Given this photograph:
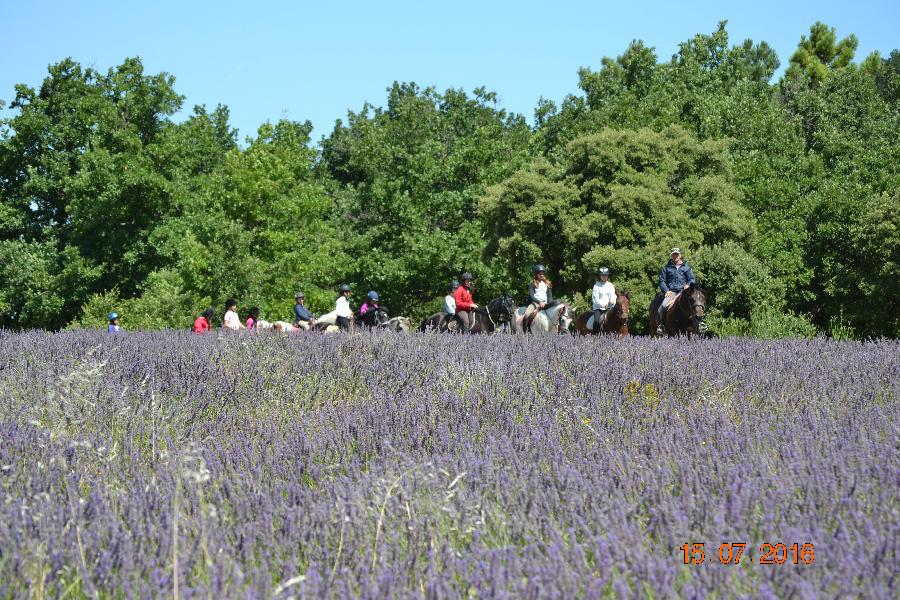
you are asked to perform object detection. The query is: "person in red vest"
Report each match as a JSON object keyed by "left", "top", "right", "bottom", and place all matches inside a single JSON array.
[
  {"left": 453, "top": 272, "right": 478, "bottom": 333},
  {"left": 193, "top": 308, "right": 215, "bottom": 334}
]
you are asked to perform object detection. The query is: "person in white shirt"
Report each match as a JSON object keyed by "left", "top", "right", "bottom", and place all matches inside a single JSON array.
[
  {"left": 591, "top": 267, "right": 616, "bottom": 333},
  {"left": 444, "top": 280, "right": 459, "bottom": 315},
  {"left": 443, "top": 279, "right": 460, "bottom": 331},
  {"left": 335, "top": 284, "right": 353, "bottom": 331},
  {"left": 222, "top": 298, "right": 244, "bottom": 331},
  {"left": 524, "top": 264, "right": 553, "bottom": 333}
]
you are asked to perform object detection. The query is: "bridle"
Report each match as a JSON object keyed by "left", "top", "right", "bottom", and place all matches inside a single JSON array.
[
  {"left": 556, "top": 304, "right": 571, "bottom": 334},
  {"left": 677, "top": 288, "right": 705, "bottom": 331},
  {"left": 483, "top": 296, "right": 514, "bottom": 330}
]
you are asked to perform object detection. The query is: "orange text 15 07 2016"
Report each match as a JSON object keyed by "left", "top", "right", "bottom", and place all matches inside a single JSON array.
[{"left": 679, "top": 543, "right": 815, "bottom": 565}]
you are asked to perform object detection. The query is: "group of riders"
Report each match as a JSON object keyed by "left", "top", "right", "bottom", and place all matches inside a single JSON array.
[
  {"left": 105, "top": 248, "right": 705, "bottom": 336},
  {"left": 434, "top": 247, "right": 702, "bottom": 336}
]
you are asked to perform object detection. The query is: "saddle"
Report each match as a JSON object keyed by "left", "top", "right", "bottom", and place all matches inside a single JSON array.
[
  {"left": 587, "top": 311, "right": 608, "bottom": 332},
  {"left": 523, "top": 301, "right": 560, "bottom": 332}
]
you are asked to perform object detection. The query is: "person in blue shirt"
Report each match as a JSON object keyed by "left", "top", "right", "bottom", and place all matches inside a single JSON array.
[
  {"left": 656, "top": 248, "right": 696, "bottom": 334},
  {"left": 293, "top": 292, "right": 315, "bottom": 330},
  {"left": 108, "top": 312, "right": 121, "bottom": 333}
]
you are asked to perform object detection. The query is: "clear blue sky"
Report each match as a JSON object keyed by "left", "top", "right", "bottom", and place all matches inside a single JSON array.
[{"left": 2, "top": 1, "right": 897, "bottom": 142}]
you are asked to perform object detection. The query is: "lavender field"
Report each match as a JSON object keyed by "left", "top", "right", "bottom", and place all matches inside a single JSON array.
[{"left": 0, "top": 330, "right": 897, "bottom": 599}]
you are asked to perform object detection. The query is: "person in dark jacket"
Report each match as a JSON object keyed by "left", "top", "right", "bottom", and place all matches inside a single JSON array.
[
  {"left": 656, "top": 248, "right": 696, "bottom": 334},
  {"left": 524, "top": 264, "right": 553, "bottom": 333},
  {"left": 293, "top": 292, "right": 314, "bottom": 330}
]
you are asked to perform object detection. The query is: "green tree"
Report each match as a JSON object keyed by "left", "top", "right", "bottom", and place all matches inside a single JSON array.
[
  {"left": 785, "top": 22, "right": 858, "bottom": 87},
  {"left": 321, "top": 83, "right": 532, "bottom": 318},
  {"left": 481, "top": 126, "right": 756, "bottom": 331}
]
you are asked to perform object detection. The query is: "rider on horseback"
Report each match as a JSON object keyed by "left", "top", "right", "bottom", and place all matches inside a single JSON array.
[
  {"left": 591, "top": 267, "right": 616, "bottom": 333},
  {"left": 444, "top": 280, "right": 459, "bottom": 329},
  {"left": 335, "top": 284, "right": 353, "bottom": 331},
  {"left": 293, "top": 292, "right": 314, "bottom": 330},
  {"left": 454, "top": 273, "right": 478, "bottom": 333},
  {"left": 656, "top": 248, "right": 696, "bottom": 335},
  {"left": 524, "top": 264, "right": 553, "bottom": 333},
  {"left": 359, "top": 291, "right": 380, "bottom": 316}
]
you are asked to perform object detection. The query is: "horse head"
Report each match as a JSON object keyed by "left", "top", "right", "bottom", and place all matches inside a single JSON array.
[
  {"left": 382, "top": 316, "right": 410, "bottom": 333},
  {"left": 685, "top": 283, "right": 706, "bottom": 333},
  {"left": 615, "top": 290, "right": 631, "bottom": 322},
  {"left": 557, "top": 304, "right": 574, "bottom": 333},
  {"left": 486, "top": 294, "right": 519, "bottom": 333}
]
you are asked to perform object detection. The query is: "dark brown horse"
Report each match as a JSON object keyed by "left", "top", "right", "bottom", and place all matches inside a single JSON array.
[
  {"left": 575, "top": 291, "right": 630, "bottom": 336},
  {"left": 649, "top": 283, "right": 708, "bottom": 338},
  {"left": 418, "top": 295, "right": 518, "bottom": 334}
]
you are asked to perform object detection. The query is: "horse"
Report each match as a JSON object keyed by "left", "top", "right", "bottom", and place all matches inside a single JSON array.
[
  {"left": 513, "top": 302, "right": 574, "bottom": 334},
  {"left": 649, "top": 283, "right": 708, "bottom": 338},
  {"left": 314, "top": 306, "right": 391, "bottom": 333},
  {"left": 419, "top": 295, "right": 518, "bottom": 334},
  {"left": 418, "top": 312, "right": 451, "bottom": 332},
  {"left": 357, "top": 306, "right": 390, "bottom": 329},
  {"left": 381, "top": 316, "right": 411, "bottom": 333},
  {"left": 575, "top": 291, "right": 631, "bottom": 336}
]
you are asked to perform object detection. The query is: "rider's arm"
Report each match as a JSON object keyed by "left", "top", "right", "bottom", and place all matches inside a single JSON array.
[
  {"left": 659, "top": 267, "right": 669, "bottom": 293},
  {"left": 528, "top": 281, "right": 539, "bottom": 305}
]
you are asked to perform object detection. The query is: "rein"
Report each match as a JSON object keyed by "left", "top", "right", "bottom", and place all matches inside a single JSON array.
[{"left": 481, "top": 296, "right": 512, "bottom": 330}]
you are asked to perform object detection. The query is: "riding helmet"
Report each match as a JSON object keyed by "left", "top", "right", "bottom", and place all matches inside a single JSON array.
[
  {"left": 597, "top": 267, "right": 610, "bottom": 276},
  {"left": 450, "top": 279, "right": 460, "bottom": 290},
  {"left": 108, "top": 312, "right": 119, "bottom": 321},
  {"left": 295, "top": 291, "right": 305, "bottom": 299},
  {"left": 461, "top": 272, "right": 473, "bottom": 281},
  {"left": 367, "top": 291, "right": 380, "bottom": 302},
  {"left": 339, "top": 284, "right": 351, "bottom": 293},
  {"left": 533, "top": 264, "right": 546, "bottom": 275}
]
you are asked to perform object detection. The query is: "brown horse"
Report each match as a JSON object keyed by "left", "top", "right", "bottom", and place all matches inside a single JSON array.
[
  {"left": 575, "top": 291, "right": 630, "bottom": 336},
  {"left": 649, "top": 283, "right": 708, "bottom": 338}
]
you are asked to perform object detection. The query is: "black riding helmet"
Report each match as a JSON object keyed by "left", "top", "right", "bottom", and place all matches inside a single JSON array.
[
  {"left": 597, "top": 267, "right": 610, "bottom": 276},
  {"left": 533, "top": 264, "right": 546, "bottom": 275},
  {"left": 339, "top": 284, "right": 351, "bottom": 293},
  {"left": 449, "top": 279, "right": 460, "bottom": 291},
  {"left": 460, "top": 272, "right": 473, "bottom": 282}
]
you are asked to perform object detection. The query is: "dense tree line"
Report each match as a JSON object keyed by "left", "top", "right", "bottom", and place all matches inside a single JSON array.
[{"left": 1, "top": 22, "right": 897, "bottom": 337}]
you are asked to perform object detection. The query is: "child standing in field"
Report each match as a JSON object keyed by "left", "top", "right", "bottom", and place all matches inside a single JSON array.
[
  {"left": 193, "top": 308, "right": 215, "bottom": 334},
  {"left": 246, "top": 306, "right": 260, "bottom": 330},
  {"left": 223, "top": 299, "right": 244, "bottom": 331},
  {"left": 108, "top": 312, "right": 121, "bottom": 333}
]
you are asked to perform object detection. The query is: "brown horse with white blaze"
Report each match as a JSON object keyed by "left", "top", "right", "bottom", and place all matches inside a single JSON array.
[
  {"left": 649, "top": 283, "right": 708, "bottom": 338},
  {"left": 575, "top": 291, "right": 630, "bottom": 336}
]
